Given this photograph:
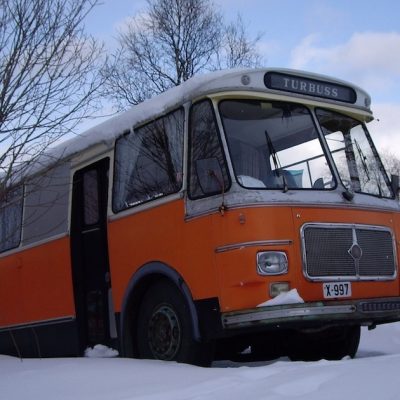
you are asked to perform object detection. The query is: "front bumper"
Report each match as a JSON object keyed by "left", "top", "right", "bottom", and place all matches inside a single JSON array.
[{"left": 222, "top": 297, "right": 400, "bottom": 330}]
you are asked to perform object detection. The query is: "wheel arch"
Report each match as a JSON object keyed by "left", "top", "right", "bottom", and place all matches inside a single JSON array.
[{"left": 120, "top": 261, "right": 201, "bottom": 357}]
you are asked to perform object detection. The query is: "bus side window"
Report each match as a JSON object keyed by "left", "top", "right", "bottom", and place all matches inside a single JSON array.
[
  {"left": 0, "top": 186, "right": 23, "bottom": 252},
  {"left": 22, "top": 163, "right": 70, "bottom": 245},
  {"left": 113, "top": 108, "right": 184, "bottom": 212},
  {"left": 189, "top": 100, "right": 230, "bottom": 199}
]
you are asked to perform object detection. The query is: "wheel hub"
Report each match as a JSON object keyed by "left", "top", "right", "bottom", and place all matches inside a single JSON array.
[{"left": 148, "top": 304, "right": 181, "bottom": 360}]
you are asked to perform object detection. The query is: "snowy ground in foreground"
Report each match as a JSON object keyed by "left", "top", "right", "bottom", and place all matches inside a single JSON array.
[{"left": 2, "top": 322, "right": 400, "bottom": 400}]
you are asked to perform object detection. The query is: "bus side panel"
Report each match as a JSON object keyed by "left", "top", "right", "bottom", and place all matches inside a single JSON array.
[
  {"left": 0, "top": 255, "right": 23, "bottom": 327},
  {"left": 0, "top": 236, "right": 78, "bottom": 357},
  {"left": 0, "top": 236, "right": 75, "bottom": 327},
  {"left": 108, "top": 199, "right": 219, "bottom": 312}
]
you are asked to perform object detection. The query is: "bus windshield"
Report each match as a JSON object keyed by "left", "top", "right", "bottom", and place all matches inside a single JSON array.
[
  {"left": 220, "top": 100, "right": 335, "bottom": 190},
  {"left": 316, "top": 109, "right": 393, "bottom": 198}
]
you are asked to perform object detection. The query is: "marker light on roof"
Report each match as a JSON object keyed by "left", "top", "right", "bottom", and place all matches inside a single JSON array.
[{"left": 241, "top": 75, "right": 250, "bottom": 85}]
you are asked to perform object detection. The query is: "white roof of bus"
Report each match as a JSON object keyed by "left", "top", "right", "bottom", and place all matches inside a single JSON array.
[
  {"left": 32, "top": 67, "right": 372, "bottom": 176},
  {"left": 37, "top": 68, "right": 240, "bottom": 173}
]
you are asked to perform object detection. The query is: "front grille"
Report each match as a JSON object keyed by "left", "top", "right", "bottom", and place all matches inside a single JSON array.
[{"left": 302, "top": 224, "right": 396, "bottom": 280}]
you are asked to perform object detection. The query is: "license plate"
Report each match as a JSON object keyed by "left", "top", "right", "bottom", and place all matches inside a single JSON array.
[{"left": 323, "top": 282, "right": 352, "bottom": 299}]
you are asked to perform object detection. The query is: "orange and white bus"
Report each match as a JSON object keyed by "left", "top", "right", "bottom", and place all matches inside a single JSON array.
[{"left": 1, "top": 68, "right": 400, "bottom": 365}]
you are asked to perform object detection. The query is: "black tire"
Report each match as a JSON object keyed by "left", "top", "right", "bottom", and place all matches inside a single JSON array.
[
  {"left": 289, "top": 325, "right": 361, "bottom": 361},
  {"left": 323, "top": 325, "right": 361, "bottom": 360},
  {"left": 136, "top": 280, "right": 214, "bottom": 366}
]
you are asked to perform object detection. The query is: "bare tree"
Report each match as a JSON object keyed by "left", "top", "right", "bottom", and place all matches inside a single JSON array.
[
  {"left": 103, "top": 0, "right": 263, "bottom": 110},
  {"left": 0, "top": 0, "right": 105, "bottom": 194},
  {"left": 380, "top": 149, "right": 400, "bottom": 177},
  {"left": 217, "top": 14, "right": 263, "bottom": 70}
]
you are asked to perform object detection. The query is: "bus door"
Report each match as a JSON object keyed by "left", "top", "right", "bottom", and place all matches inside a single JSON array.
[{"left": 70, "top": 158, "right": 114, "bottom": 352}]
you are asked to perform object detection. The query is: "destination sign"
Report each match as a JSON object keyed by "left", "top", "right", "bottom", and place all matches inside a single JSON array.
[{"left": 264, "top": 72, "right": 357, "bottom": 103}]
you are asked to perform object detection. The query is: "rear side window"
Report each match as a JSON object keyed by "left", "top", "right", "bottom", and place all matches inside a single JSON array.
[
  {"left": 0, "top": 186, "right": 23, "bottom": 252},
  {"left": 22, "top": 163, "right": 70, "bottom": 245},
  {"left": 113, "top": 108, "right": 184, "bottom": 212}
]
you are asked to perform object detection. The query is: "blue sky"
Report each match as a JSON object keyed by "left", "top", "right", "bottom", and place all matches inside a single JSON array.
[{"left": 86, "top": 0, "right": 400, "bottom": 151}]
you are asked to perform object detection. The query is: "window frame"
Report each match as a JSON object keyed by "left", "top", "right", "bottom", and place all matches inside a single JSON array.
[
  {"left": 187, "top": 98, "right": 232, "bottom": 200},
  {"left": 316, "top": 107, "right": 394, "bottom": 199},
  {"left": 112, "top": 107, "right": 185, "bottom": 213}
]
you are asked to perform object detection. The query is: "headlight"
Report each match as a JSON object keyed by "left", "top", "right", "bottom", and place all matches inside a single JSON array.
[{"left": 257, "top": 251, "right": 288, "bottom": 275}]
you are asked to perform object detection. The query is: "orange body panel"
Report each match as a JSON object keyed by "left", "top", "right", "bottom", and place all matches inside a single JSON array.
[
  {"left": 213, "top": 205, "right": 400, "bottom": 312},
  {"left": 108, "top": 199, "right": 400, "bottom": 315},
  {"left": 0, "top": 236, "right": 75, "bottom": 327},
  {"left": 1, "top": 199, "right": 399, "bottom": 329},
  {"left": 108, "top": 199, "right": 219, "bottom": 312},
  {"left": 213, "top": 206, "right": 296, "bottom": 311},
  {"left": 292, "top": 206, "right": 399, "bottom": 303}
]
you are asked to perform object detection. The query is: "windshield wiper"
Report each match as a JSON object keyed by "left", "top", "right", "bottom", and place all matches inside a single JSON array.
[
  {"left": 354, "top": 139, "right": 383, "bottom": 197},
  {"left": 265, "top": 130, "right": 288, "bottom": 192},
  {"left": 354, "top": 139, "right": 370, "bottom": 182}
]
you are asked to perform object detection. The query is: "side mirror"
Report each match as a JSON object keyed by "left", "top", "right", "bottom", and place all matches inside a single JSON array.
[
  {"left": 195, "top": 157, "right": 224, "bottom": 195},
  {"left": 391, "top": 174, "right": 400, "bottom": 199}
]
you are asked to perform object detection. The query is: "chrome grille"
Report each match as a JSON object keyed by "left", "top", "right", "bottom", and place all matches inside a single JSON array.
[{"left": 302, "top": 224, "right": 396, "bottom": 280}]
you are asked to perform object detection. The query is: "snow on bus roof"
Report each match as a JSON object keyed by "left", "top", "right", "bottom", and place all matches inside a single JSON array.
[
  {"left": 24, "top": 67, "right": 371, "bottom": 178},
  {"left": 33, "top": 68, "right": 246, "bottom": 174}
]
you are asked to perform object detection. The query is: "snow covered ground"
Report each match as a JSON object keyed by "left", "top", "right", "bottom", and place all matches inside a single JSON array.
[{"left": 2, "top": 322, "right": 400, "bottom": 400}]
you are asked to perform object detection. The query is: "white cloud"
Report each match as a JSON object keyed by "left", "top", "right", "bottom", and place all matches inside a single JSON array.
[
  {"left": 368, "top": 103, "right": 400, "bottom": 153},
  {"left": 256, "top": 39, "right": 280, "bottom": 63},
  {"left": 290, "top": 32, "right": 400, "bottom": 159},
  {"left": 290, "top": 32, "right": 400, "bottom": 94}
]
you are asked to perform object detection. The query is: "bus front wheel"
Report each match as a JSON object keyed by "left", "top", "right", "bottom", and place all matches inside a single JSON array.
[{"left": 136, "top": 280, "right": 214, "bottom": 366}]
